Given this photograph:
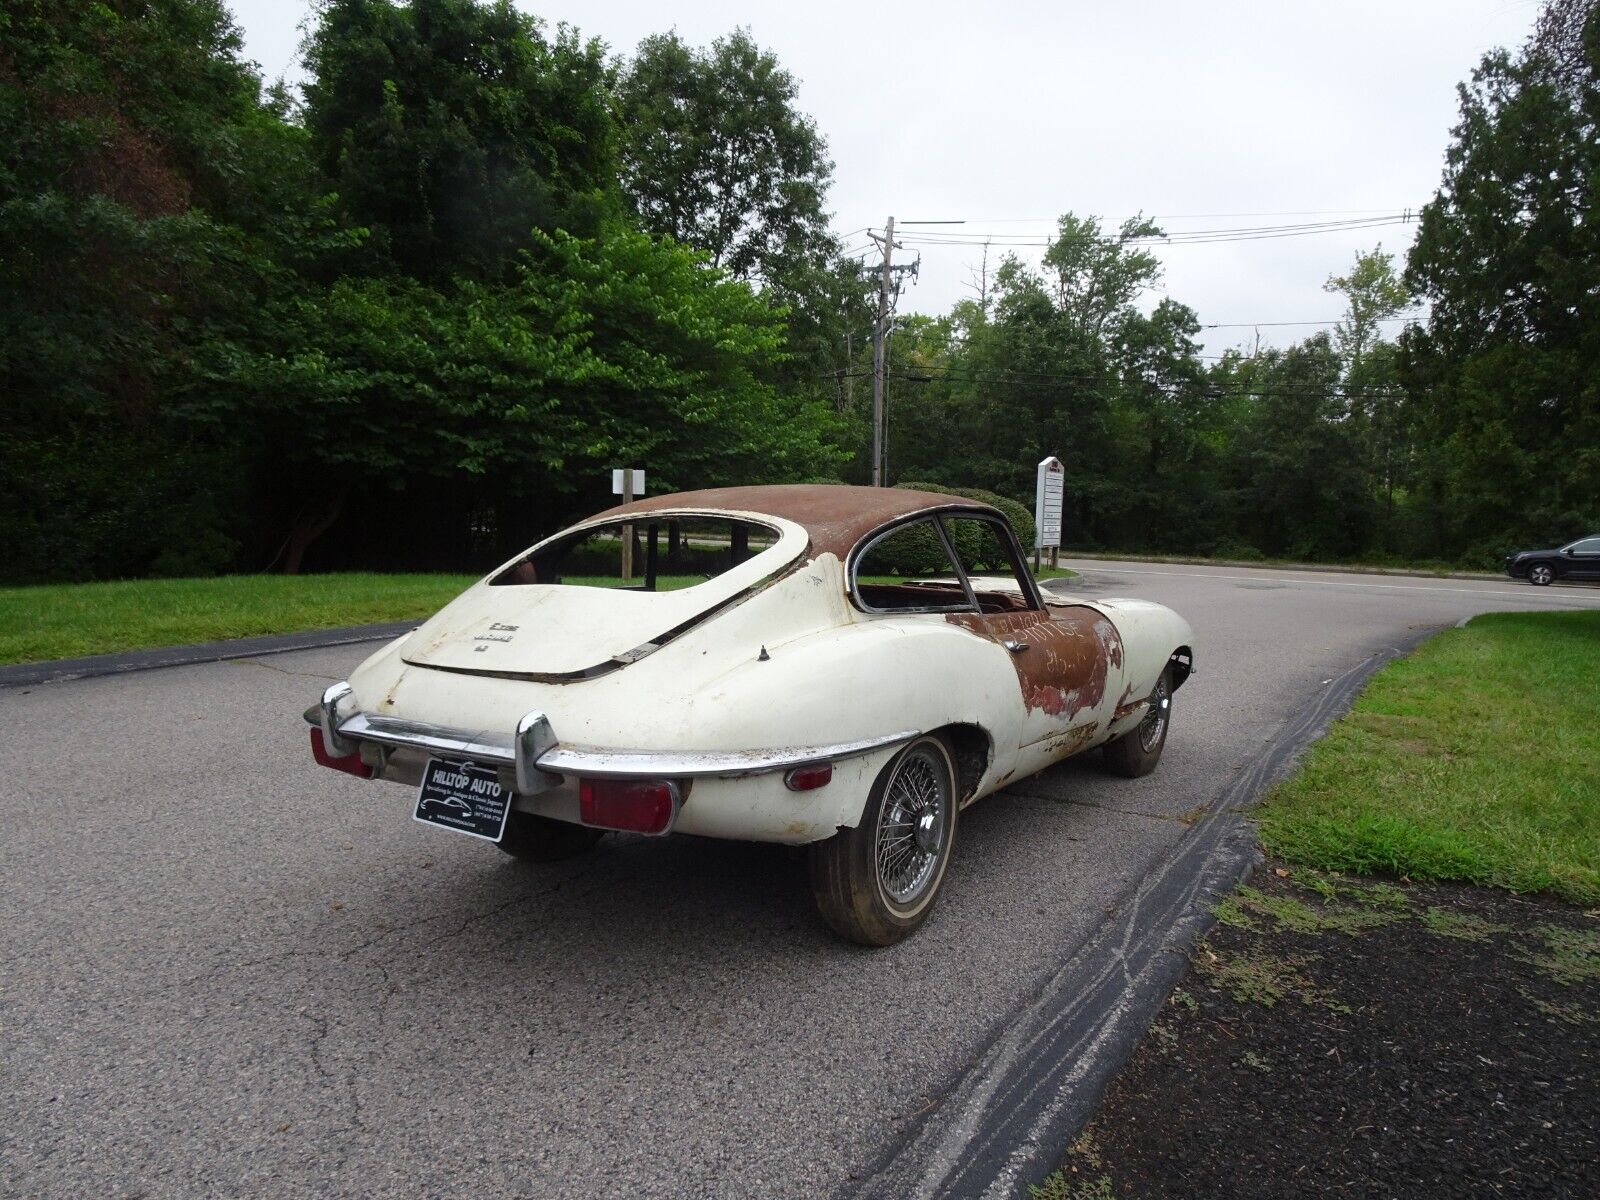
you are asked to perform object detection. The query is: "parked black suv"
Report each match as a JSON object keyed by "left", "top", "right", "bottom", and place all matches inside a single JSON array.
[{"left": 1506, "top": 536, "right": 1600, "bottom": 585}]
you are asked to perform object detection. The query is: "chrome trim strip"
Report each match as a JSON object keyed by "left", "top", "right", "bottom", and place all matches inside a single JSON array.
[
  {"left": 319, "top": 682, "right": 357, "bottom": 757},
  {"left": 305, "top": 693, "right": 916, "bottom": 781},
  {"left": 340, "top": 713, "right": 516, "bottom": 764},
  {"left": 535, "top": 730, "right": 918, "bottom": 779},
  {"left": 515, "top": 711, "right": 558, "bottom": 795}
]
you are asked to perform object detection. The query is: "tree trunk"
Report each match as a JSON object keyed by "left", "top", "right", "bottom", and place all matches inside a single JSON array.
[{"left": 282, "top": 492, "right": 346, "bottom": 575}]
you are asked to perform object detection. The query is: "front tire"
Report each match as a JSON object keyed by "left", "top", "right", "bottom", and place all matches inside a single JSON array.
[
  {"left": 1528, "top": 563, "right": 1555, "bottom": 586},
  {"left": 497, "top": 811, "right": 605, "bottom": 863},
  {"left": 809, "top": 735, "right": 958, "bottom": 946},
  {"left": 1104, "top": 667, "right": 1173, "bottom": 778}
]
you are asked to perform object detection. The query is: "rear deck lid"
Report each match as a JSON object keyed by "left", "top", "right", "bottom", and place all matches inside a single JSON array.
[{"left": 399, "top": 511, "right": 806, "bottom": 678}]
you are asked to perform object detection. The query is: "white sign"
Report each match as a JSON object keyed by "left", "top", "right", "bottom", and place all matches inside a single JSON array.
[
  {"left": 1035, "top": 456, "right": 1064, "bottom": 549},
  {"left": 611, "top": 469, "right": 645, "bottom": 496}
]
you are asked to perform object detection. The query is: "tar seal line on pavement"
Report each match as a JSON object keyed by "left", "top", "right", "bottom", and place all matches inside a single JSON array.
[
  {"left": 0, "top": 621, "right": 416, "bottom": 689},
  {"left": 849, "top": 628, "right": 1439, "bottom": 1200}
]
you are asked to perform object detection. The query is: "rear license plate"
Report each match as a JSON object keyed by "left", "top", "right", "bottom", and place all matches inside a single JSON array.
[{"left": 414, "top": 757, "right": 512, "bottom": 842}]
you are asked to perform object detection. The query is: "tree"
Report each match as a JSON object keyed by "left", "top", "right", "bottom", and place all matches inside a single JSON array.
[
  {"left": 1402, "top": 2, "right": 1599, "bottom": 560},
  {"left": 231, "top": 229, "right": 846, "bottom": 570},
  {"left": 1040, "top": 214, "right": 1163, "bottom": 340},
  {"left": 1323, "top": 248, "right": 1411, "bottom": 551},
  {"left": 1324, "top": 247, "right": 1409, "bottom": 377},
  {"left": 0, "top": 0, "right": 320, "bottom": 581},
  {"left": 1215, "top": 337, "right": 1374, "bottom": 559},
  {"left": 614, "top": 28, "right": 835, "bottom": 288},
  {"left": 302, "top": 0, "right": 616, "bottom": 282}
]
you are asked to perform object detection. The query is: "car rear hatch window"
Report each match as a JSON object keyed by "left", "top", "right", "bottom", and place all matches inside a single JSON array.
[{"left": 399, "top": 514, "right": 803, "bottom": 678}]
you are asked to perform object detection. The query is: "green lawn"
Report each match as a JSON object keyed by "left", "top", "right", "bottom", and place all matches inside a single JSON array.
[
  {"left": 0, "top": 565, "right": 1078, "bottom": 667},
  {"left": 0, "top": 574, "right": 478, "bottom": 665},
  {"left": 1259, "top": 611, "right": 1600, "bottom": 905}
]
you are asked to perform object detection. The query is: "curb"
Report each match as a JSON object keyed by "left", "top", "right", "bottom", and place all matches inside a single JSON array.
[
  {"left": 0, "top": 621, "right": 416, "bottom": 690},
  {"left": 1062, "top": 553, "right": 1502, "bottom": 582},
  {"left": 847, "top": 626, "right": 1438, "bottom": 1199}
]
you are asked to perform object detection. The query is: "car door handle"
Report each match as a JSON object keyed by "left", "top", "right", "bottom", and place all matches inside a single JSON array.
[{"left": 1002, "top": 639, "right": 1029, "bottom": 653}]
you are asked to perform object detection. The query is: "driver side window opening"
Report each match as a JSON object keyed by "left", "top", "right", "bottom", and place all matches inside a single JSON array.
[
  {"left": 851, "top": 513, "right": 1039, "bottom": 614},
  {"left": 940, "top": 515, "right": 1039, "bottom": 614}
]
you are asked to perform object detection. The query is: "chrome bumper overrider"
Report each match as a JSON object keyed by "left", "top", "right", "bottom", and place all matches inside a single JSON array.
[{"left": 309, "top": 681, "right": 917, "bottom": 790}]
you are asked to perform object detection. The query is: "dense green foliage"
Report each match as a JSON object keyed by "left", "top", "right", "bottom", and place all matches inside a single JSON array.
[
  {"left": 1, "top": 0, "right": 1593, "bottom": 582},
  {"left": 868, "top": 3, "right": 1598, "bottom": 566},
  {"left": 1399, "top": 5, "right": 1600, "bottom": 562},
  {"left": 0, "top": 0, "right": 846, "bottom": 583}
]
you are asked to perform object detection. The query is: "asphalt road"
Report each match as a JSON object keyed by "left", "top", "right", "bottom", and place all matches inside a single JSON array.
[{"left": 3, "top": 565, "right": 1597, "bottom": 1199}]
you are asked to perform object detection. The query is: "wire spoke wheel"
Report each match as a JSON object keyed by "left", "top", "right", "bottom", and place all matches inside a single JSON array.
[
  {"left": 809, "top": 734, "right": 959, "bottom": 945},
  {"left": 873, "top": 744, "right": 951, "bottom": 907},
  {"left": 1104, "top": 665, "right": 1176, "bottom": 778},
  {"left": 1138, "top": 673, "right": 1171, "bottom": 753}
]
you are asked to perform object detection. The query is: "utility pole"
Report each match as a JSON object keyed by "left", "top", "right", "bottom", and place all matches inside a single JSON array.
[
  {"left": 869, "top": 216, "right": 896, "bottom": 487},
  {"left": 865, "top": 217, "right": 939, "bottom": 484}
]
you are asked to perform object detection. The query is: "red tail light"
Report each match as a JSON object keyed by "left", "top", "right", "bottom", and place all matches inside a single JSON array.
[
  {"left": 578, "top": 778, "right": 679, "bottom": 835},
  {"left": 784, "top": 762, "right": 833, "bottom": 791},
  {"left": 310, "top": 728, "right": 374, "bottom": 778}
]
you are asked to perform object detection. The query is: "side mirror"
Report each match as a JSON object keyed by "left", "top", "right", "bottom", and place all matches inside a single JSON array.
[{"left": 1563, "top": 547, "right": 1575, "bottom": 555}]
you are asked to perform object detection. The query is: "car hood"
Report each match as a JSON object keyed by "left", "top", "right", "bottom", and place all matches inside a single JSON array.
[{"left": 399, "top": 512, "right": 808, "bottom": 678}]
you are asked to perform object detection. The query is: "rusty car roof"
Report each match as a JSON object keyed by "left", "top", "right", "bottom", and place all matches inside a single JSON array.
[{"left": 593, "top": 484, "right": 1002, "bottom": 558}]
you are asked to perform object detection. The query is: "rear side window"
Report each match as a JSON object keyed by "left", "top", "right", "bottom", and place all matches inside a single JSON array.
[
  {"left": 853, "top": 519, "right": 973, "bottom": 612},
  {"left": 492, "top": 516, "right": 778, "bottom": 591}
]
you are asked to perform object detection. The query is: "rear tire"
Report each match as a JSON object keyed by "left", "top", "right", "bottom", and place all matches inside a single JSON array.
[
  {"left": 497, "top": 811, "right": 604, "bottom": 863},
  {"left": 809, "top": 735, "right": 958, "bottom": 946},
  {"left": 1104, "top": 667, "right": 1173, "bottom": 778}
]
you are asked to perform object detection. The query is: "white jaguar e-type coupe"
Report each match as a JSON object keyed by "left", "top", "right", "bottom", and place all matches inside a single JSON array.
[{"left": 305, "top": 485, "right": 1193, "bottom": 944}]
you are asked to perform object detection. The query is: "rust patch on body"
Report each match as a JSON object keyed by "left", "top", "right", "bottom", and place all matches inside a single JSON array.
[
  {"left": 1112, "top": 682, "right": 1140, "bottom": 721},
  {"left": 948, "top": 605, "right": 1123, "bottom": 720},
  {"left": 1043, "top": 724, "right": 1097, "bottom": 758}
]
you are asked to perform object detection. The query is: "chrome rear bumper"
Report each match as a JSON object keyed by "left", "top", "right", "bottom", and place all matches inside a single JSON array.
[{"left": 307, "top": 681, "right": 916, "bottom": 788}]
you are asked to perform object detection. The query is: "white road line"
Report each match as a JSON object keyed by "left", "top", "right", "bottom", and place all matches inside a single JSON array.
[{"left": 1065, "top": 563, "right": 1600, "bottom": 605}]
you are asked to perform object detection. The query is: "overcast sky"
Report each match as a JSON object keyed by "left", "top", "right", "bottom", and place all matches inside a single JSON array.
[{"left": 232, "top": 0, "right": 1542, "bottom": 355}]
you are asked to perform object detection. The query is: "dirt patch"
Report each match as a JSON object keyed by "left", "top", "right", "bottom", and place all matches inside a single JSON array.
[{"left": 1034, "top": 863, "right": 1600, "bottom": 1199}]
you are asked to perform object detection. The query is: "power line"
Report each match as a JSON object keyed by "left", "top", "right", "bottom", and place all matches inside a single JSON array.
[
  {"left": 1201, "top": 315, "right": 1422, "bottom": 328},
  {"left": 858, "top": 207, "right": 1417, "bottom": 227},
  {"left": 896, "top": 214, "right": 1407, "bottom": 239},
  {"left": 894, "top": 216, "right": 1414, "bottom": 250},
  {"left": 859, "top": 361, "right": 1412, "bottom": 397}
]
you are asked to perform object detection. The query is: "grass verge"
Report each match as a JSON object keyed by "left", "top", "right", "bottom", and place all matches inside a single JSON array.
[
  {"left": 1258, "top": 610, "right": 1600, "bottom": 906},
  {"left": 2, "top": 564, "right": 1077, "bottom": 667},
  {"left": 0, "top": 574, "right": 479, "bottom": 665}
]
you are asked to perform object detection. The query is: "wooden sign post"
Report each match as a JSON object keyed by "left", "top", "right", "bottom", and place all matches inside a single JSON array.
[{"left": 612, "top": 468, "right": 645, "bottom": 581}]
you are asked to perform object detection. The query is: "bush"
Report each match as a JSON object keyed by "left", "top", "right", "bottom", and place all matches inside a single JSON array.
[
  {"left": 895, "top": 481, "right": 1036, "bottom": 554},
  {"left": 865, "top": 481, "right": 1039, "bottom": 576}
]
